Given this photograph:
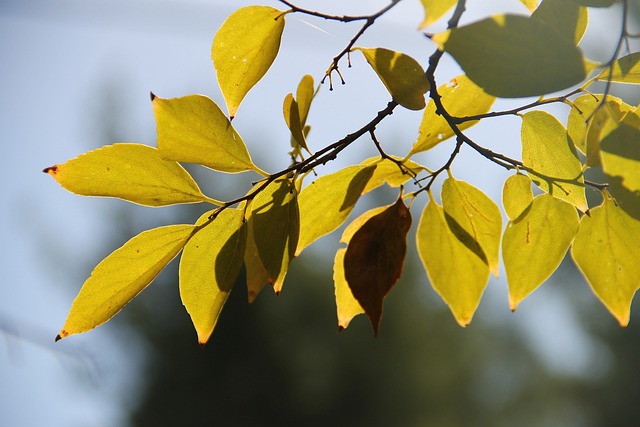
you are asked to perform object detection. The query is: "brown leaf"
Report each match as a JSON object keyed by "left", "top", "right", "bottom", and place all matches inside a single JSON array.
[{"left": 343, "top": 197, "right": 412, "bottom": 335}]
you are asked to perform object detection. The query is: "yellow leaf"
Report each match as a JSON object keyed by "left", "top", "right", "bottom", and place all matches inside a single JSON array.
[
  {"left": 152, "top": 94, "right": 264, "bottom": 175},
  {"left": 44, "top": 143, "right": 214, "bottom": 207},
  {"left": 56, "top": 225, "right": 195, "bottom": 340},
  {"left": 180, "top": 209, "right": 246, "bottom": 344},
  {"left": 416, "top": 199, "right": 490, "bottom": 326},
  {"left": 296, "top": 74, "right": 315, "bottom": 129},
  {"left": 519, "top": 0, "right": 539, "bottom": 12},
  {"left": 571, "top": 196, "right": 640, "bottom": 326},
  {"left": 360, "top": 156, "right": 425, "bottom": 194},
  {"left": 597, "top": 52, "right": 640, "bottom": 84},
  {"left": 212, "top": 6, "right": 286, "bottom": 118},
  {"left": 244, "top": 211, "right": 270, "bottom": 303},
  {"left": 352, "top": 47, "right": 429, "bottom": 110},
  {"left": 531, "top": 0, "right": 588, "bottom": 45},
  {"left": 431, "top": 14, "right": 593, "bottom": 98},
  {"left": 521, "top": 111, "right": 588, "bottom": 212},
  {"left": 409, "top": 74, "right": 496, "bottom": 155},
  {"left": 296, "top": 165, "right": 376, "bottom": 256},
  {"left": 251, "top": 178, "right": 299, "bottom": 293},
  {"left": 502, "top": 173, "right": 533, "bottom": 221},
  {"left": 442, "top": 176, "right": 502, "bottom": 276},
  {"left": 283, "top": 93, "right": 308, "bottom": 152},
  {"left": 333, "top": 248, "right": 364, "bottom": 331},
  {"left": 503, "top": 194, "right": 579, "bottom": 310},
  {"left": 418, "top": 0, "right": 456, "bottom": 29}
]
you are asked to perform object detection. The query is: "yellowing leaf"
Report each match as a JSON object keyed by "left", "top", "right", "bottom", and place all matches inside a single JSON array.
[
  {"left": 597, "top": 52, "right": 640, "bottom": 84},
  {"left": 503, "top": 194, "right": 579, "bottom": 310},
  {"left": 442, "top": 177, "right": 502, "bottom": 276},
  {"left": 571, "top": 196, "right": 640, "bottom": 326},
  {"left": 567, "top": 93, "right": 603, "bottom": 154},
  {"left": 431, "top": 14, "right": 593, "bottom": 98},
  {"left": 244, "top": 202, "right": 270, "bottom": 303},
  {"left": 43, "top": 143, "right": 213, "bottom": 207},
  {"left": 409, "top": 74, "right": 496, "bottom": 155},
  {"left": 251, "top": 178, "right": 299, "bottom": 293},
  {"left": 296, "top": 74, "right": 315, "bottom": 129},
  {"left": 418, "top": 0, "right": 456, "bottom": 29},
  {"left": 361, "top": 156, "right": 425, "bottom": 194},
  {"left": 352, "top": 47, "right": 429, "bottom": 110},
  {"left": 531, "top": 0, "right": 588, "bottom": 45},
  {"left": 56, "top": 225, "right": 195, "bottom": 341},
  {"left": 344, "top": 197, "right": 412, "bottom": 335},
  {"left": 212, "top": 6, "right": 286, "bottom": 118},
  {"left": 521, "top": 111, "right": 588, "bottom": 212},
  {"left": 296, "top": 165, "right": 376, "bottom": 255},
  {"left": 502, "top": 173, "right": 533, "bottom": 221},
  {"left": 283, "top": 93, "right": 308, "bottom": 152},
  {"left": 519, "top": 0, "right": 539, "bottom": 12},
  {"left": 333, "top": 248, "right": 364, "bottom": 331},
  {"left": 152, "top": 94, "right": 263, "bottom": 174},
  {"left": 180, "top": 209, "right": 246, "bottom": 344},
  {"left": 416, "top": 199, "right": 490, "bottom": 326}
]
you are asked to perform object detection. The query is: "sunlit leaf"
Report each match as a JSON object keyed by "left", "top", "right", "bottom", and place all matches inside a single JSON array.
[
  {"left": 519, "top": 0, "right": 539, "bottom": 12},
  {"left": 361, "top": 156, "right": 425, "bottom": 194},
  {"left": 442, "top": 176, "right": 502, "bottom": 276},
  {"left": 503, "top": 194, "right": 579, "bottom": 310},
  {"left": 584, "top": 99, "right": 632, "bottom": 167},
  {"left": 56, "top": 225, "right": 195, "bottom": 341},
  {"left": 283, "top": 93, "right": 308, "bottom": 152},
  {"left": 416, "top": 198, "right": 490, "bottom": 326},
  {"left": 531, "top": 0, "right": 588, "bottom": 45},
  {"left": 502, "top": 173, "right": 533, "bottom": 221},
  {"left": 344, "top": 197, "right": 412, "bottom": 335},
  {"left": 567, "top": 93, "right": 603, "bottom": 154},
  {"left": 409, "top": 74, "right": 496, "bottom": 155},
  {"left": 212, "top": 5, "right": 286, "bottom": 118},
  {"left": 251, "top": 177, "right": 299, "bottom": 293},
  {"left": 571, "top": 196, "right": 640, "bottom": 326},
  {"left": 521, "top": 111, "right": 588, "bottom": 212},
  {"left": 180, "top": 209, "right": 246, "bottom": 344},
  {"left": 152, "top": 94, "right": 264, "bottom": 174},
  {"left": 43, "top": 143, "right": 214, "bottom": 207},
  {"left": 244, "top": 203, "right": 270, "bottom": 303},
  {"left": 597, "top": 52, "right": 640, "bottom": 84},
  {"left": 352, "top": 47, "right": 429, "bottom": 110},
  {"left": 333, "top": 248, "right": 364, "bottom": 331},
  {"left": 431, "top": 14, "right": 594, "bottom": 98},
  {"left": 297, "top": 165, "right": 376, "bottom": 255},
  {"left": 296, "top": 74, "right": 315, "bottom": 128},
  {"left": 418, "top": 0, "right": 456, "bottom": 29}
]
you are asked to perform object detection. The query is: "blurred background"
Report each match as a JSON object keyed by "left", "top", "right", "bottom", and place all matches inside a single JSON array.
[{"left": 3, "top": 1, "right": 640, "bottom": 426}]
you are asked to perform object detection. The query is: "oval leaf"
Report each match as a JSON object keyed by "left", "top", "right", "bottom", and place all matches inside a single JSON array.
[
  {"left": 361, "top": 156, "right": 425, "bottom": 194},
  {"left": 353, "top": 47, "right": 429, "bottom": 110},
  {"left": 44, "top": 143, "right": 212, "bottom": 207},
  {"left": 597, "top": 52, "right": 640, "bottom": 84},
  {"left": 418, "top": 0, "right": 456, "bottom": 29},
  {"left": 502, "top": 173, "right": 533, "bottom": 221},
  {"left": 152, "top": 94, "right": 263, "bottom": 174},
  {"left": 212, "top": 6, "right": 286, "bottom": 118},
  {"left": 283, "top": 93, "right": 308, "bottom": 152},
  {"left": 56, "top": 225, "right": 195, "bottom": 340},
  {"left": 531, "top": 0, "right": 588, "bottom": 45},
  {"left": 180, "top": 209, "right": 247, "bottom": 344},
  {"left": 503, "top": 194, "right": 579, "bottom": 310}
]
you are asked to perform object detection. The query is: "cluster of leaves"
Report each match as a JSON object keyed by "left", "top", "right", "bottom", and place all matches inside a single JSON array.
[{"left": 46, "top": 0, "right": 640, "bottom": 344}]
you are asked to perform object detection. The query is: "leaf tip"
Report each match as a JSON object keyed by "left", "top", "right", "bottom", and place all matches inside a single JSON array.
[
  {"left": 337, "top": 325, "right": 345, "bottom": 333},
  {"left": 43, "top": 165, "right": 58, "bottom": 175},
  {"left": 149, "top": 91, "right": 156, "bottom": 102},
  {"left": 55, "top": 330, "right": 68, "bottom": 342}
]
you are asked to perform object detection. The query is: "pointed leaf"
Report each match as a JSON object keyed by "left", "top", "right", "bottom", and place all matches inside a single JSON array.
[
  {"left": 502, "top": 173, "right": 533, "bottom": 221},
  {"left": 361, "top": 156, "right": 425, "bottom": 194},
  {"left": 180, "top": 209, "right": 246, "bottom": 344},
  {"left": 571, "top": 197, "right": 640, "bottom": 326},
  {"left": 152, "top": 94, "right": 263, "bottom": 174},
  {"left": 244, "top": 211, "right": 270, "bottom": 303},
  {"left": 409, "top": 74, "right": 496, "bottom": 155},
  {"left": 418, "top": 0, "right": 456, "bottom": 29},
  {"left": 442, "top": 177, "right": 502, "bottom": 276},
  {"left": 519, "top": 0, "right": 539, "bottom": 12},
  {"left": 431, "top": 14, "right": 593, "bottom": 98},
  {"left": 296, "top": 74, "right": 315, "bottom": 128},
  {"left": 283, "top": 93, "right": 308, "bottom": 152},
  {"left": 531, "top": 0, "right": 588, "bottom": 45},
  {"left": 56, "top": 225, "right": 195, "bottom": 340},
  {"left": 333, "top": 248, "right": 365, "bottom": 331},
  {"left": 212, "top": 6, "right": 286, "bottom": 118},
  {"left": 521, "top": 111, "right": 588, "bottom": 212},
  {"left": 597, "top": 52, "right": 640, "bottom": 84},
  {"left": 344, "top": 197, "right": 412, "bottom": 335},
  {"left": 251, "top": 177, "right": 299, "bottom": 293},
  {"left": 43, "top": 143, "right": 213, "bottom": 207},
  {"left": 416, "top": 199, "right": 490, "bottom": 326},
  {"left": 503, "top": 194, "right": 579, "bottom": 310},
  {"left": 296, "top": 165, "right": 376, "bottom": 255},
  {"left": 352, "top": 47, "right": 429, "bottom": 110}
]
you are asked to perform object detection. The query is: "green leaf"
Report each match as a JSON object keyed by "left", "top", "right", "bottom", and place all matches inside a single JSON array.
[
  {"left": 416, "top": 198, "right": 490, "bottom": 326},
  {"left": 531, "top": 0, "right": 588, "bottom": 45},
  {"left": 418, "top": 0, "right": 456, "bottom": 29},
  {"left": 56, "top": 225, "right": 195, "bottom": 341},
  {"left": 43, "top": 143, "right": 214, "bottom": 207},
  {"left": 571, "top": 196, "right": 640, "bottom": 326},
  {"left": 442, "top": 176, "right": 502, "bottom": 276},
  {"left": 431, "top": 14, "right": 594, "bottom": 98},
  {"left": 572, "top": 0, "right": 617, "bottom": 6},
  {"left": 344, "top": 197, "right": 412, "bottom": 336},
  {"left": 212, "top": 6, "right": 286, "bottom": 118},
  {"left": 251, "top": 177, "right": 299, "bottom": 293},
  {"left": 296, "top": 165, "right": 376, "bottom": 255},
  {"left": 352, "top": 47, "right": 430, "bottom": 110},
  {"left": 409, "top": 74, "right": 496, "bottom": 155},
  {"left": 152, "top": 94, "right": 264, "bottom": 174},
  {"left": 180, "top": 209, "right": 246, "bottom": 344},
  {"left": 503, "top": 194, "right": 579, "bottom": 310},
  {"left": 521, "top": 111, "right": 588, "bottom": 212},
  {"left": 361, "top": 156, "right": 425, "bottom": 194},
  {"left": 502, "top": 173, "right": 533, "bottom": 221}
]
